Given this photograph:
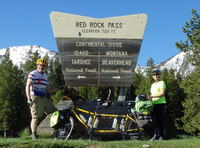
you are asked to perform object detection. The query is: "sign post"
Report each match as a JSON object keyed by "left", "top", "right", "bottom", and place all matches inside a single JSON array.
[{"left": 50, "top": 12, "right": 147, "bottom": 87}]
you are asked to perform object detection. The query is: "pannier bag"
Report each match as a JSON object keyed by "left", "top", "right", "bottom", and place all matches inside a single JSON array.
[
  {"left": 50, "top": 111, "right": 60, "bottom": 128},
  {"left": 50, "top": 110, "right": 70, "bottom": 129},
  {"left": 134, "top": 94, "right": 153, "bottom": 128},
  {"left": 135, "top": 94, "right": 153, "bottom": 115},
  {"left": 136, "top": 112, "right": 152, "bottom": 128}
]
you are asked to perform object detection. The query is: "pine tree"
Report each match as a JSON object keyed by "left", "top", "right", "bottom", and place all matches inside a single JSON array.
[
  {"left": 48, "top": 57, "right": 65, "bottom": 88},
  {"left": 180, "top": 66, "right": 200, "bottom": 135},
  {"left": 0, "top": 50, "right": 29, "bottom": 136},
  {"left": 175, "top": 9, "right": 200, "bottom": 135},
  {"left": 76, "top": 86, "right": 99, "bottom": 100},
  {"left": 176, "top": 9, "right": 200, "bottom": 66},
  {"left": 135, "top": 58, "right": 155, "bottom": 95},
  {"left": 48, "top": 57, "right": 65, "bottom": 104},
  {"left": 77, "top": 86, "right": 91, "bottom": 100},
  {"left": 132, "top": 72, "right": 146, "bottom": 96},
  {"left": 161, "top": 69, "right": 185, "bottom": 137},
  {"left": 20, "top": 49, "right": 41, "bottom": 74},
  {"left": 128, "top": 72, "right": 145, "bottom": 100}
]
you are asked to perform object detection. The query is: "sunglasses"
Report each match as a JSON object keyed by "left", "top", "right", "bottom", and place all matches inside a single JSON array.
[{"left": 152, "top": 74, "right": 159, "bottom": 76}]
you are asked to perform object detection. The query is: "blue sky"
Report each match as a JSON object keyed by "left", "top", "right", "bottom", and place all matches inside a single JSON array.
[{"left": 0, "top": 0, "right": 199, "bottom": 66}]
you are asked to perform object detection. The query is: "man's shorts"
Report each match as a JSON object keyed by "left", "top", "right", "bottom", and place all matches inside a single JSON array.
[{"left": 30, "top": 95, "right": 57, "bottom": 118}]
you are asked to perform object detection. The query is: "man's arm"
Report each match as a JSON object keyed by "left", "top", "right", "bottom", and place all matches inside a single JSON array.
[
  {"left": 26, "top": 80, "right": 33, "bottom": 105},
  {"left": 47, "top": 84, "right": 59, "bottom": 93}
]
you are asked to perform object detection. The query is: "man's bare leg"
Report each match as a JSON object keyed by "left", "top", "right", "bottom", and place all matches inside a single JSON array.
[{"left": 31, "top": 117, "right": 38, "bottom": 139}]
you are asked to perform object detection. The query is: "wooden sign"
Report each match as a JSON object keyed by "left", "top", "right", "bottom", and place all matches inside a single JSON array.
[{"left": 50, "top": 12, "right": 147, "bottom": 87}]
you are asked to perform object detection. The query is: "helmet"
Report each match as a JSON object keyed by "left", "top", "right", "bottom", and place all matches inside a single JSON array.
[
  {"left": 151, "top": 68, "right": 161, "bottom": 75},
  {"left": 138, "top": 94, "right": 147, "bottom": 101},
  {"left": 36, "top": 59, "right": 47, "bottom": 65}
]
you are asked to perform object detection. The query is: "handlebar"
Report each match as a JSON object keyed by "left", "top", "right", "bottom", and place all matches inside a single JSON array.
[{"left": 63, "top": 86, "right": 85, "bottom": 101}]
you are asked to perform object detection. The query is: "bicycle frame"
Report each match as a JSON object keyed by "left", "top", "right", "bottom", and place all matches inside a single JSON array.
[{"left": 62, "top": 88, "right": 143, "bottom": 140}]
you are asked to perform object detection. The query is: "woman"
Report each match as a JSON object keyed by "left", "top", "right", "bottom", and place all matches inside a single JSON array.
[{"left": 148, "top": 69, "right": 166, "bottom": 140}]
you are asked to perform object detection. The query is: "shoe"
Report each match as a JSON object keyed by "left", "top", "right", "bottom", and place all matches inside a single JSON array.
[
  {"left": 31, "top": 133, "right": 38, "bottom": 140},
  {"left": 149, "top": 135, "right": 158, "bottom": 141},
  {"left": 32, "top": 134, "right": 36, "bottom": 140},
  {"left": 159, "top": 136, "right": 164, "bottom": 140}
]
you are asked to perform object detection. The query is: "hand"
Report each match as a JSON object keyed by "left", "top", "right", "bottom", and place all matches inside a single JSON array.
[
  {"left": 27, "top": 99, "right": 33, "bottom": 106},
  {"left": 147, "top": 95, "right": 152, "bottom": 99},
  {"left": 48, "top": 87, "right": 58, "bottom": 93}
]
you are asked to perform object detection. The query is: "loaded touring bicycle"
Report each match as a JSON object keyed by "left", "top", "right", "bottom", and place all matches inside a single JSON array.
[{"left": 50, "top": 87, "right": 153, "bottom": 140}]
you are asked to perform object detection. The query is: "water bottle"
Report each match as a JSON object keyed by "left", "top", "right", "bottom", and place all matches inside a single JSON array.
[
  {"left": 87, "top": 116, "right": 93, "bottom": 128},
  {"left": 112, "top": 118, "right": 118, "bottom": 129},
  {"left": 93, "top": 118, "right": 99, "bottom": 128},
  {"left": 119, "top": 118, "right": 125, "bottom": 131},
  {"left": 79, "top": 114, "right": 87, "bottom": 123}
]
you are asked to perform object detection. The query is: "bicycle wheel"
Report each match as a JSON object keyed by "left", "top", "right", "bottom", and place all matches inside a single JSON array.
[
  {"left": 126, "top": 120, "right": 142, "bottom": 140},
  {"left": 54, "top": 116, "right": 74, "bottom": 140}
]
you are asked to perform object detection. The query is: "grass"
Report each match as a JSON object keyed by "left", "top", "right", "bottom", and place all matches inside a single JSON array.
[{"left": 0, "top": 137, "right": 200, "bottom": 148}]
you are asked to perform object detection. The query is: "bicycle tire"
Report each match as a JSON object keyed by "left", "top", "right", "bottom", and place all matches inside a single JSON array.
[
  {"left": 126, "top": 119, "right": 142, "bottom": 140},
  {"left": 54, "top": 116, "right": 74, "bottom": 140}
]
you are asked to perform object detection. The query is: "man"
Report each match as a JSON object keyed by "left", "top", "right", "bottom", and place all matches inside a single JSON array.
[
  {"left": 26, "top": 58, "right": 57, "bottom": 139},
  {"left": 148, "top": 69, "right": 166, "bottom": 140}
]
